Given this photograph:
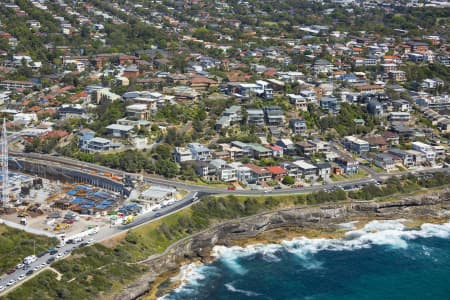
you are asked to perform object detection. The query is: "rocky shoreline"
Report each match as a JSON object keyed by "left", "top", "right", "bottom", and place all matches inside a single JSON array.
[{"left": 113, "top": 189, "right": 450, "bottom": 300}]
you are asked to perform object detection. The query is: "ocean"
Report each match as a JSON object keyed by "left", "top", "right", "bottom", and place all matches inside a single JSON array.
[{"left": 159, "top": 220, "right": 450, "bottom": 300}]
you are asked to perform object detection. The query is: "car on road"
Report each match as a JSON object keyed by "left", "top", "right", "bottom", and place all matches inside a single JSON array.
[
  {"left": 7, "top": 268, "right": 16, "bottom": 275},
  {"left": 0, "top": 285, "right": 5, "bottom": 292},
  {"left": 56, "top": 253, "right": 63, "bottom": 259},
  {"left": 6, "top": 280, "right": 15, "bottom": 286},
  {"left": 37, "top": 251, "right": 47, "bottom": 258},
  {"left": 46, "top": 257, "right": 55, "bottom": 264},
  {"left": 17, "top": 274, "right": 25, "bottom": 281},
  {"left": 154, "top": 212, "right": 161, "bottom": 217},
  {"left": 26, "top": 270, "right": 34, "bottom": 276}
]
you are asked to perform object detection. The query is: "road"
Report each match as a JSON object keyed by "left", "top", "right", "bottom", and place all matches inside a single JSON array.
[{"left": 1, "top": 150, "right": 448, "bottom": 295}]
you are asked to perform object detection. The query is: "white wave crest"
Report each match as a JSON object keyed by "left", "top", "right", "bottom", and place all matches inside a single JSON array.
[
  {"left": 224, "top": 282, "right": 261, "bottom": 297},
  {"left": 162, "top": 220, "right": 450, "bottom": 299}
]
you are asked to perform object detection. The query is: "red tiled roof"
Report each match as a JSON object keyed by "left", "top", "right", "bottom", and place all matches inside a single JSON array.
[{"left": 266, "top": 166, "right": 287, "bottom": 175}]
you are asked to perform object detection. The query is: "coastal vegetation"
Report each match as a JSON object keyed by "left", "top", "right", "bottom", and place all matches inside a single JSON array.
[
  {"left": 0, "top": 225, "right": 58, "bottom": 274},
  {"left": 4, "top": 172, "right": 450, "bottom": 299}
]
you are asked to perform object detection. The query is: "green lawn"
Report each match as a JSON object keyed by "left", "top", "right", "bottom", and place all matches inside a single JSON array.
[{"left": 331, "top": 169, "right": 369, "bottom": 182}]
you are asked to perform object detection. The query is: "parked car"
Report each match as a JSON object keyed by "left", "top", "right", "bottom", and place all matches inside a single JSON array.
[
  {"left": 7, "top": 268, "right": 15, "bottom": 275},
  {"left": 6, "top": 279, "right": 15, "bottom": 286},
  {"left": 46, "top": 257, "right": 55, "bottom": 264},
  {"left": 26, "top": 270, "right": 34, "bottom": 276}
]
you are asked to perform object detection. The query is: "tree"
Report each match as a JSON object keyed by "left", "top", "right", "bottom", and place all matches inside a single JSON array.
[{"left": 282, "top": 176, "right": 295, "bottom": 185}]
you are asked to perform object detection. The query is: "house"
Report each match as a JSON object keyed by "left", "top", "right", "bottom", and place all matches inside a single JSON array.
[
  {"left": 276, "top": 138, "right": 297, "bottom": 156},
  {"left": 392, "top": 100, "right": 410, "bottom": 112},
  {"left": 383, "top": 131, "right": 400, "bottom": 145},
  {"left": 106, "top": 124, "right": 134, "bottom": 138},
  {"left": 191, "top": 161, "right": 217, "bottom": 180},
  {"left": 412, "top": 141, "right": 436, "bottom": 162},
  {"left": 209, "top": 159, "right": 237, "bottom": 182},
  {"left": 266, "top": 166, "right": 288, "bottom": 180},
  {"left": 293, "top": 160, "right": 318, "bottom": 181},
  {"left": 0, "top": 80, "right": 34, "bottom": 90},
  {"left": 189, "top": 77, "right": 218, "bottom": 91},
  {"left": 388, "top": 148, "right": 415, "bottom": 168},
  {"left": 309, "top": 139, "right": 330, "bottom": 153},
  {"left": 367, "top": 100, "right": 384, "bottom": 116},
  {"left": 312, "top": 59, "right": 334, "bottom": 73},
  {"left": 215, "top": 105, "right": 242, "bottom": 130},
  {"left": 320, "top": 96, "right": 340, "bottom": 113},
  {"left": 364, "top": 135, "right": 388, "bottom": 151},
  {"left": 279, "top": 162, "right": 300, "bottom": 178},
  {"left": 126, "top": 104, "right": 150, "bottom": 120},
  {"left": 335, "top": 157, "right": 359, "bottom": 174},
  {"left": 78, "top": 129, "right": 96, "bottom": 148},
  {"left": 297, "top": 141, "right": 315, "bottom": 156},
  {"left": 374, "top": 153, "right": 397, "bottom": 172},
  {"left": 255, "top": 80, "right": 273, "bottom": 99},
  {"left": 246, "top": 108, "right": 265, "bottom": 127},
  {"left": 81, "top": 137, "right": 121, "bottom": 153},
  {"left": 287, "top": 94, "right": 308, "bottom": 111},
  {"left": 229, "top": 162, "right": 253, "bottom": 184},
  {"left": 388, "top": 112, "right": 411, "bottom": 122},
  {"left": 316, "top": 162, "right": 331, "bottom": 179},
  {"left": 264, "top": 106, "right": 284, "bottom": 126},
  {"left": 388, "top": 71, "right": 406, "bottom": 82},
  {"left": 122, "top": 64, "right": 140, "bottom": 78},
  {"left": 187, "top": 143, "right": 212, "bottom": 161},
  {"left": 173, "top": 147, "right": 193, "bottom": 162},
  {"left": 343, "top": 136, "right": 369, "bottom": 155},
  {"left": 269, "top": 145, "right": 284, "bottom": 158},
  {"left": 245, "top": 163, "right": 271, "bottom": 183},
  {"left": 290, "top": 119, "right": 307, "bottom": 135},
  {"left": 58, "top": 105, "right": 87, "bottom": 119}
]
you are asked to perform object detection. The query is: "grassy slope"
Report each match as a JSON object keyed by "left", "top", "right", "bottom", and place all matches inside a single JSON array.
[{"left": 0, "top": 225, "right": 58, "bottom": 273}]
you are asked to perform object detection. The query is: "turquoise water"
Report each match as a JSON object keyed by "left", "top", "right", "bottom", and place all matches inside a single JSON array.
[{"left": 161, "top": 220, "right": 450, "bottom": 300}]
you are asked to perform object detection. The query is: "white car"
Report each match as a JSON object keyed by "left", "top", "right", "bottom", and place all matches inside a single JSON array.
[
  {"left": 16, "top": 264, "right": 24, "bottom": 269},
  {"left": 0, "top": 285, "right": 5, "bottom": 291},
  {"left": 33, "top": 266, "right": 39, "bottom": 271},
  {"left": 6, "top": 280, "right": 15, "bottom": 286},
  {"left": 17, "top": 274, "right": 26, "bottom": 281},
  {"left": 87, "top": 239, "right": 94, "bottom": 244},
  {"left": 56, "top": 253, "right": 63, "bottom": 259},
  {"left": 39, "top": 263, "right": 46, "bottom": 268}
]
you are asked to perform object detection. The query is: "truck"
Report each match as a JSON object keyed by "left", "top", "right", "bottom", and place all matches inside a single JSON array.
[{"left": 122, "top": 215, "right": 134, "bottom": 225}]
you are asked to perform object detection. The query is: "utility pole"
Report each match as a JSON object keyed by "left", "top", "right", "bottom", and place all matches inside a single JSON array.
[{"left": 1, "top": 118, "right": 8, "bottom": 209}]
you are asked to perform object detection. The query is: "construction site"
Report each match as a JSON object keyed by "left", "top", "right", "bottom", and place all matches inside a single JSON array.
[{"left": 0, "top": 120, "right": 131, "bottom": 236}]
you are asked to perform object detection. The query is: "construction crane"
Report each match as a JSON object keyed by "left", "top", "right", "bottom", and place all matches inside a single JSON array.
[{"left": 0, "top": 118, "right": 23, "bottom": 209}]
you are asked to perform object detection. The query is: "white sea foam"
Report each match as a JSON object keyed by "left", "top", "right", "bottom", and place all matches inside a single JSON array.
[
  {"left": 162, "top": 220, "right": 450, "bottom": 298},
  {"left": 158, "top": 263, "right": 218, "bottom": 299},
  {"left": 224, "top": 282, "right": 261, "bottom": 297}
]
